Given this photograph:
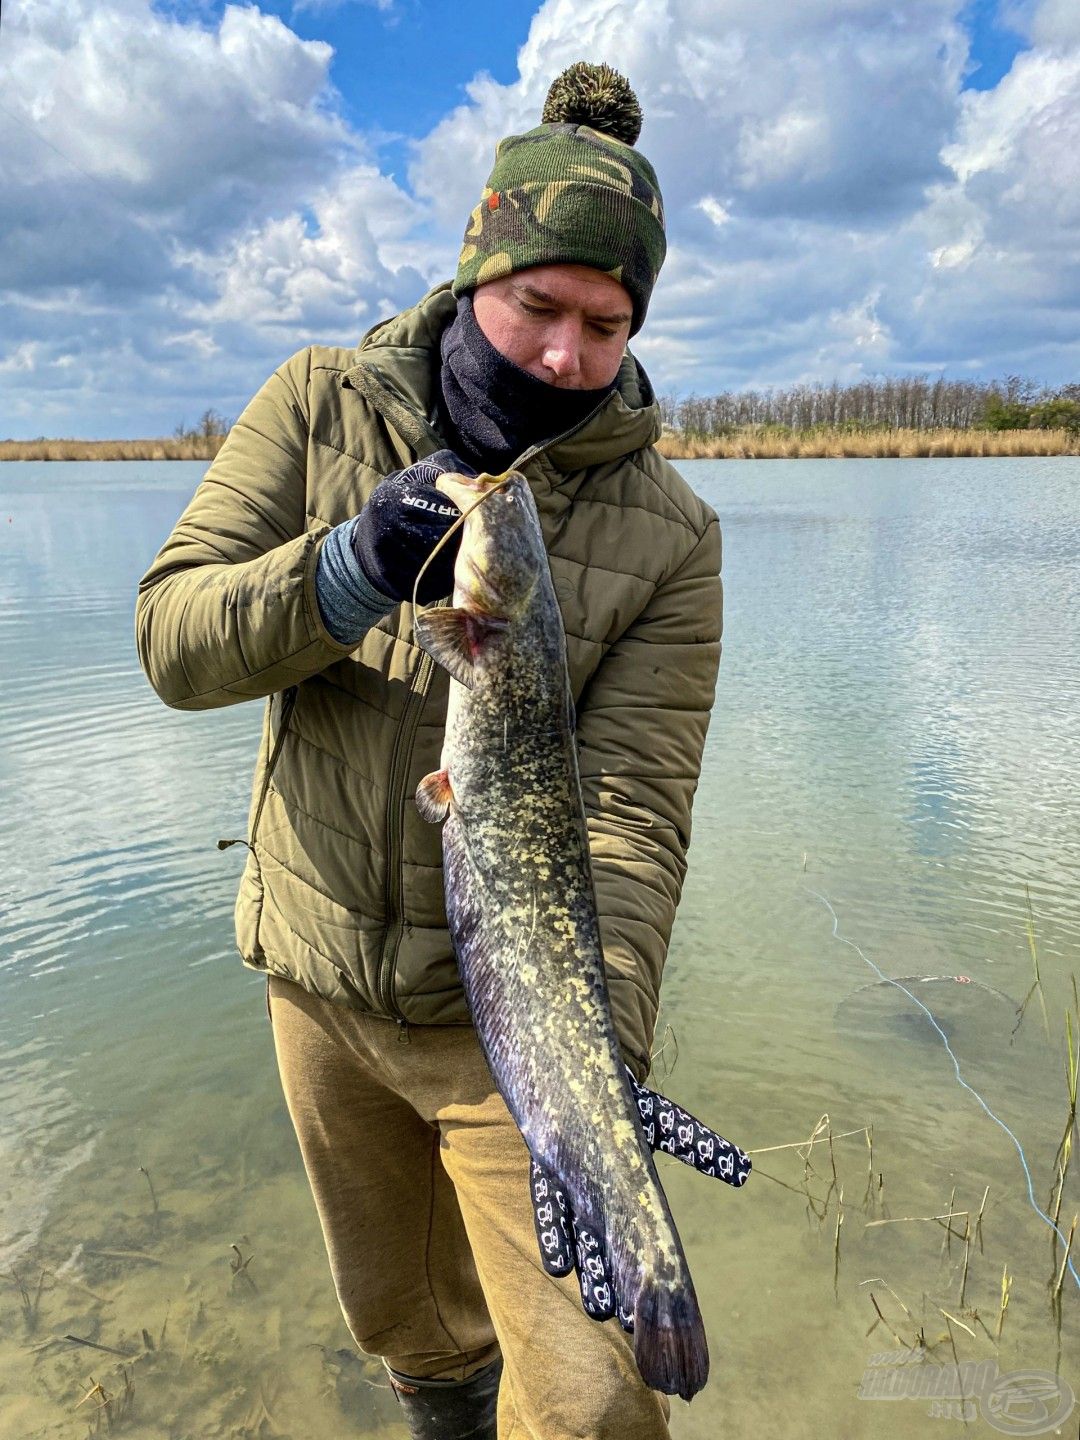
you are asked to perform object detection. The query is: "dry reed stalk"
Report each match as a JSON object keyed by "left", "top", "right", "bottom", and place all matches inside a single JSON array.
[
  {"left": 940, "top": 1307, "right": 976, "bottom": 1341},
  {"left": 960, "top": 1218, "right": 972, "bottom": 1307},
  {"left": 655, "top": 427, "right": 1079, "bottom": 461},
  {"left": 867, "top": 1292, "right": 907, "bottom": 1348},
  {"left": 73, "top": 1378, "right": 108, "bottom": 1413},
  {"left": 1056, "top": 1000, "right": 1079, "bottom": 1181},
  {"left": 648, "top": 1023, "right": 679, "bottom": 1076},
  {"left": 996, "top": 1265, "right": 1012, "bottom": 1341},
  {"left": 139, "top": 1165, "right": 159, "bottom": 1219},
  {"left": 1053, "top": 1215, "right": 1077, "bottom": 1300},
  {"left": 229, "top": 1242, "right": 256, "bottom": 1293},
  {"left": 976, "top": 1186, "right": 990, "bottom": 1249},
  {"left": 63, "top": 1334, "right": 133, "bottom": 1357},
  {"left": 805, "top": 1180, "right": 830, "bottom": 1224},
  {"left": 1051, "top": 1164, "right": 1066, "bottom": 1235},
  {"left": 866, "top": 1210, "right": 968, "bottom": 1229},
  {"left": 834, "top": 1187, "right": 844, "bottom": 1293},
  {"left": 941, "top": 1314, "right": 968, "bottom": 1421},
  {"left": 750, "top": 1124, "right": 868, "bottom": 1157},
  {"left": 10, "top": 1268, "right": 46, "bottom": 1331},
  {"left": 801, "top": 1115, "right": 830, "bottom": 1182},
  {"left": 747, "top": 1164, "right": 828, "bottom": 1201},
  {"left": 0, "top": 436, "right": 226, "bottom": 462},
  {"left": 861, "top": 1279, "right": 922, "bottom": 1349},
  {"left": 1013, "top": 885, "right": 1051, "bottom": 1038},
  {"left": 863, "top": 1125, "right": 876, "bottom": 1208},
  {"left": 943, "top": 1187, "right": 958, "bottom": 1259}
]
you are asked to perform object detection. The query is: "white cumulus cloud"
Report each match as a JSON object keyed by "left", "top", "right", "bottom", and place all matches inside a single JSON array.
[
  {"left": 909, "top": 37, "right": 1080, "bottom": 372},
  {"left": 1, "top": 0, "right": 1079, "bottom": 436},
  {"left": 0, "top": 0, "right": 434, "bottom": 434}
]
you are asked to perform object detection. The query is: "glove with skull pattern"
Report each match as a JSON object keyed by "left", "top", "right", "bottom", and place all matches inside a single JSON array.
[{"left": 528, "top": 1071, "right": 751, "bottom": 1329}]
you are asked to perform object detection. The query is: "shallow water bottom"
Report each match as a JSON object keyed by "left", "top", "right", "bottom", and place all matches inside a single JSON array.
[{"left": 3, "top": 933, "right": 1078, "bottom": 1440}]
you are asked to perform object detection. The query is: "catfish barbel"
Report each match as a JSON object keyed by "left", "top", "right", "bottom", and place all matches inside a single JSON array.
[{"left": 413, "top": 469, "right": 715, "bottom": 1399}]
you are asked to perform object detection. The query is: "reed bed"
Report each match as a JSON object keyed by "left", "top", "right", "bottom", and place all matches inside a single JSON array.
[
  {"left": 3, "top": 428, "right": 1076, "bottom": 462},
  {"left": 0, "top": 436, "right": 226, "bottom": 461},
  {"left": 657, "top": 426, "right": 1079, "bottom": 460}
]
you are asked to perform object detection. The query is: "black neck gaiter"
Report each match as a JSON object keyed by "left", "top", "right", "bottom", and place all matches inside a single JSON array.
[{"left": 438, "top": 295, "right": 616, "bottom": 473}]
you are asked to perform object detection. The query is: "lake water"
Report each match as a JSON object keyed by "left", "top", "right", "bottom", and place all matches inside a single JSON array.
[{"left": 1, "top": 458, "right": 1078, "bottom": 1438}]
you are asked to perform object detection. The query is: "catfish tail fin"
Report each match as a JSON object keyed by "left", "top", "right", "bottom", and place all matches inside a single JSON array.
[{"left": 632, "top": 1276, "right": 709, "bottom": 1401}]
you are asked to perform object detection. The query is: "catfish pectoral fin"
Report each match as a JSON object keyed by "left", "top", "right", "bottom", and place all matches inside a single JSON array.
[
  {"left": 414, "top": 607, "right": 510, "bottom": 687},
  {"left": 414, "top": 608, "right": 477, "bottom": 687},
  {"left": 416, "top": 769, "right": 454, "bottom": 823}
]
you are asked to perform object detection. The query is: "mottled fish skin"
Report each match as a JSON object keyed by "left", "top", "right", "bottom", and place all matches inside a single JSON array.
[{"left": 415, "top": 473, "right": 709, "bottom": 1401}]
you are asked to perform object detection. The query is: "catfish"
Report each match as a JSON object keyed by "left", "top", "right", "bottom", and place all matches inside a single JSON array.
[{"left": 414, "top": 471, "right": 712, "bottom": 1399}]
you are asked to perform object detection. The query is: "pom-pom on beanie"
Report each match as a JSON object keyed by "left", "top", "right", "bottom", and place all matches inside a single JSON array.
[{"left": 452, "top": 62, "right": 666, "bottom": 335}]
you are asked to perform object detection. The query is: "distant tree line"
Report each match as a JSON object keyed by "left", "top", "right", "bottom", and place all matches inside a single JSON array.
[
  {"left": 173, "top": 408, "right": 232, "bottom": 443},
  {"left": 660, "top": 376, "right": 1080, "bottom": 436}
]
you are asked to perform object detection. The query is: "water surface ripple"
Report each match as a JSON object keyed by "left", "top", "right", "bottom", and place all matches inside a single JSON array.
[{"left": 1, "top": 458, "right": 1078, "bottom": 1437}]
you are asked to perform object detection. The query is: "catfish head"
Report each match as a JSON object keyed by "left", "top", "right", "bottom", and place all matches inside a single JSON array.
[
  {"left": 414, "top": 471, "right": 546, "bottom": 694},
  {"left": 436, "top": 471, "right": 546, "bottom": 623}
]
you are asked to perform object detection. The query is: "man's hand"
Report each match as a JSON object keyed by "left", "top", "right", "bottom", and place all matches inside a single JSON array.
[
  {"left": 352, "top": 449, "right": 474, "bottom": 605},
  {"left": 528, "top": 1072, "right": 751, "bottom": 1329}
]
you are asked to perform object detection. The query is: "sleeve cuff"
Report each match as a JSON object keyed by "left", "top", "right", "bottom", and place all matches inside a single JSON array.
[{"left": 315, "top": 518, "right": 396, "bottom": 646}]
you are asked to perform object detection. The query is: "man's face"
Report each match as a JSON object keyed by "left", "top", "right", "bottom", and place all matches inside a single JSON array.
[{"left": 472, "top": 264, "right": 633, "bottom": 391}]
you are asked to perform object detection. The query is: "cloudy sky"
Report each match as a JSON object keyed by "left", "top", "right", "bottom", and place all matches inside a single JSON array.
[{"left": 1, "top": 0, "right": 1078, "bottom": 437}]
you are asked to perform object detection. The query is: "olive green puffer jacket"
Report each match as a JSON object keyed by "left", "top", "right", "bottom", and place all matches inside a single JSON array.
[{"left": 136, "top": 285, "right": 721, "bottom": 1077}]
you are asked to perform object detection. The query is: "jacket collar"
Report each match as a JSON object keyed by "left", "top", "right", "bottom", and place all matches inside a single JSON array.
[{"left": 342, "top": 284, "right": 662, "bottom": 486}]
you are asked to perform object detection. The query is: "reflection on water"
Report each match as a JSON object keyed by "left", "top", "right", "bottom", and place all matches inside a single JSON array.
[{"left": 1, "top": 458, "right": 1078, "bottom": 1437}]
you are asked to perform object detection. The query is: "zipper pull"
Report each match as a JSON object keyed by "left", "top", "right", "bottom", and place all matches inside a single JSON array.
[{"left": 396, "top": 1018, "right": 410, "bottom": 1044}]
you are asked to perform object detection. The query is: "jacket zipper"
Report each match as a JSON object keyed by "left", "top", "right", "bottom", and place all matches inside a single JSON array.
[{"left": 376, "top": 645, "right": 435, "bottom": 1025}]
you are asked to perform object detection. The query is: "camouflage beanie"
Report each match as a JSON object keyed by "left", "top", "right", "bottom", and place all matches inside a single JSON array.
[{"left": 452, "top": 62, "right": 666, "bottom": 335}]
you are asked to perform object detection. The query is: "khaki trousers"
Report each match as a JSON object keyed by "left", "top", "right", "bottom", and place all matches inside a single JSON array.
[{"left": 268, "top": 975, "right": 672, "bottom": 1440}]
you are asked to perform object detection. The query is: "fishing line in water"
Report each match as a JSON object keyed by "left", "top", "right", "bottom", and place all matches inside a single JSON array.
[{"left": 806, "top": 885, "right": 1080, "bottom": 1292}]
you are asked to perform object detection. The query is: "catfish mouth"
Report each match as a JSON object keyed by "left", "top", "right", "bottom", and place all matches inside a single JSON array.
[{"left": 436, "top": 472, "right": 505, "bottom": 508}]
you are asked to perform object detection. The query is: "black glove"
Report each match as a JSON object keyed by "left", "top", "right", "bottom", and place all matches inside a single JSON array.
[
  {"left": 352, "top": 449, "right": 475, "bottom": 605},
  {"left": 529, "top": 1071, "right": 751, "bottom": 1329}
]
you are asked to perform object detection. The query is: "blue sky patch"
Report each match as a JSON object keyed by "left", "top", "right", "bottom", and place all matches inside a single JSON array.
[{"left": 961, "top": 0, "right": 1030, "bottom": 89}]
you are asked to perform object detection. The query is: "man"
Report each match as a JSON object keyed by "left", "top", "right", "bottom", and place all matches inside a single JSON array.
[{"left": 137, "top": 62, "right": 724, "bottom": 1440}]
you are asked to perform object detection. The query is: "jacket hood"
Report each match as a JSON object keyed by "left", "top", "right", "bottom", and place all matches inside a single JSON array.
[{"left": 343, "top": 283, "right": 662, "bottom": 481}]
